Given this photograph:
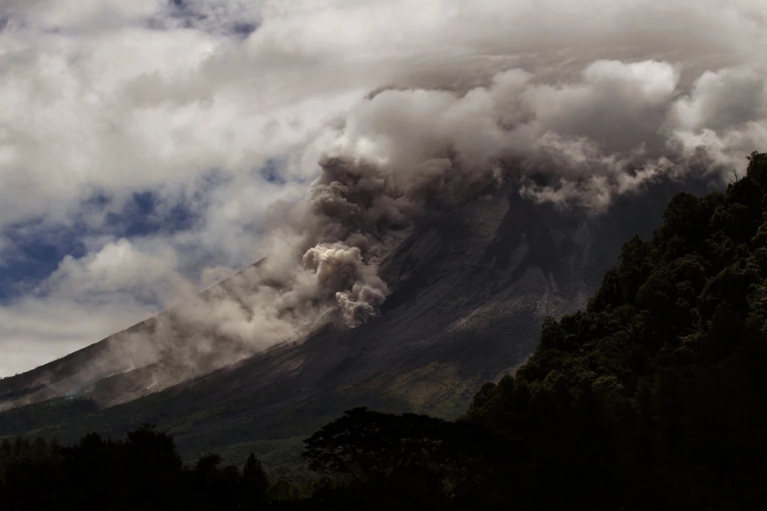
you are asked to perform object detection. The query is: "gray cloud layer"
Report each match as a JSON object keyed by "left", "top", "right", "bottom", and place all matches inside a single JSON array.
[{"left": 0, "top": 0, "right": 765, "bottom": 377}]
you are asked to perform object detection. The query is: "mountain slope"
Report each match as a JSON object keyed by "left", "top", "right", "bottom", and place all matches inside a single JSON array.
[
  {"left": 0, "top": 269, "right": 266, "bottom": 411},
  {"left": 0, "top": 178, "right": 706, "bottom": 463},
  {"left": 1, "top": 158, "right": 763, "bottom": 511}
]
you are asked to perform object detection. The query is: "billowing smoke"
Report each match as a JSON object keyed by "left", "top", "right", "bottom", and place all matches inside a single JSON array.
[
  {"left": 2, "top": 0, "right": 766, "bottom": 405},
  {"left": 155, "top": 53, "right": 767, "bottom": 368}
]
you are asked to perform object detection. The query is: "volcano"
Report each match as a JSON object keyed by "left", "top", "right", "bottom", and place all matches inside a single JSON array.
[{"left": 0, "top": 178, "right": 701, "bottom": 463}]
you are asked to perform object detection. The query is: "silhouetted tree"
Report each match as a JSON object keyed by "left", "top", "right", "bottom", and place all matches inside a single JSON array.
[{"left": 242, "top": 452, "right": 269, "bottom": 507}]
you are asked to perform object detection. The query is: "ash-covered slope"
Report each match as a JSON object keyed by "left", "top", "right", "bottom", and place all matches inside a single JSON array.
[
  {"left": 157, "top": 180, "right": 681, "bottom": 422},
  {"left": 0, "top": 267, "right": 267, "bottom": 411},
  {"left": 0, "top": 178, "right": 694, "bottom": 461},
  {"left": 0, "top": 245, "right": 355, "bottom": 413}
]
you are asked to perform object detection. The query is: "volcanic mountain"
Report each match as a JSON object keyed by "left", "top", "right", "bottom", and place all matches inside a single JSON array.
[{"left": 0, "top": 178, "right": 701, "bottom": 463}]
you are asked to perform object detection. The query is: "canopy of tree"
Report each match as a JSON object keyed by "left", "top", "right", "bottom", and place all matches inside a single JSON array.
[
  {"left": 457, "top": 151, "right": 767, "bottom": 510},
  {"left": 0, "top": 424, "right": 271, "bottom": 511}
]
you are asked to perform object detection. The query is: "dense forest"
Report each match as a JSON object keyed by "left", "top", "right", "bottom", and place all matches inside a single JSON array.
[{"left": 2, "top": 152, "right": 767, "bottom": 510}]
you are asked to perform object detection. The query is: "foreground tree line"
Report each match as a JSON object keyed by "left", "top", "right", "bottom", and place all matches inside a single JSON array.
[{"left": 3, "top": 153, "right": 767, "bottom": 510}]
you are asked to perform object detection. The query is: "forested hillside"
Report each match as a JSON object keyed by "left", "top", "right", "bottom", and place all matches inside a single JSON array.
[
  {"left": 2, "top": 153, "right": 766, "bottom": 510},
  {"left": 462, "top": 151, "right": 767, "bottom": 509}
]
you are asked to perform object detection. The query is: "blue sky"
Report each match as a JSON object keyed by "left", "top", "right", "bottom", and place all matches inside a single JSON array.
[
  {"left": 0, "top": 156, "right": 304, "bottom": 305},
  {"left": 0, "top": 189, "right": 198, "bottom": 304}
]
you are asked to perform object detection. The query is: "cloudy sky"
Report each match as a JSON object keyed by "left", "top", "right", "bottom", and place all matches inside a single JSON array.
[{"left": 1, "top": 0, "right": 766, "bottom": 377}]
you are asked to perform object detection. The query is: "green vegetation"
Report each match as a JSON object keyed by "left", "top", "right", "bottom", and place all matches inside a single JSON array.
[
  {"left": 2, "top": 153, "right": 767, "bottom": 509},
  {"left": 0, "top": 392, "right": 315, "bottom": 467},
  {"left": 0, "top": 378, "right": 423, "bottom": 466},
  {"left": 0, "top": 425, "right": 272, "bottom": 511},
  {"left": 459, "top": 151, "right": 767, "bottom": 509}
]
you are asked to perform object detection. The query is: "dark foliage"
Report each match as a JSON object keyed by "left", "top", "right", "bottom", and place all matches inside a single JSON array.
[
  {"left": 0, "top": 424, "right": 270, "bottom": 511},
  {"left": 461, "top": 151, "right": 767, "bottom": 510},
  {"left": 300, "top": 407, "right": 503, "bottom": 510}
]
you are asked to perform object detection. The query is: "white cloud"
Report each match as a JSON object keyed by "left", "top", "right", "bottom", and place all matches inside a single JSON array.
[
  {"left": 672, "top": 67, "right": 767, "bottom": 133},
  {"left": 0, "top": 0, "right": 766, "bottom": 376}
]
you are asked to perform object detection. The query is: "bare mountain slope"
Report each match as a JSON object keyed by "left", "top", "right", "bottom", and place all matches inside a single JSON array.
[
  {"left": 0, "top": 179, "right": 700, "bottom": 462},
  {"left": 0, "top": 268, "right": 267, "bottom": 411}
]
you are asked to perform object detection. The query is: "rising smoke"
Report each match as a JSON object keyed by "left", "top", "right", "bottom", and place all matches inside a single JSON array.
[
  {"left": 3, "top": 0, "right": 767, "bottom": 405},
  {"left": 118, "top": 51, "right": 767, "bottom": 392}
]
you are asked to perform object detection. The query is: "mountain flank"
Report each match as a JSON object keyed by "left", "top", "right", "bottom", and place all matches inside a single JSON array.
[
  {"left": 2, "top": 153, "right": 766, "bottom": 510},
  {"left": 0, "top": 176, "right": 709, "bottom": 464}
]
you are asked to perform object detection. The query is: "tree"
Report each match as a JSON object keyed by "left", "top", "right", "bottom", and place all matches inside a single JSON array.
[{"left": 242, "top": 452, "right": 269, "bottom": 507}]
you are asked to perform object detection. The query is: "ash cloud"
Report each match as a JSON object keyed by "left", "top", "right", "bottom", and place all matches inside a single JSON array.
[
  {"left": 162, "top": 52, "right": 767, "bottom": 391},
  {"left": 1, "top": 0, "right": 766, "bottom": 398}
]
